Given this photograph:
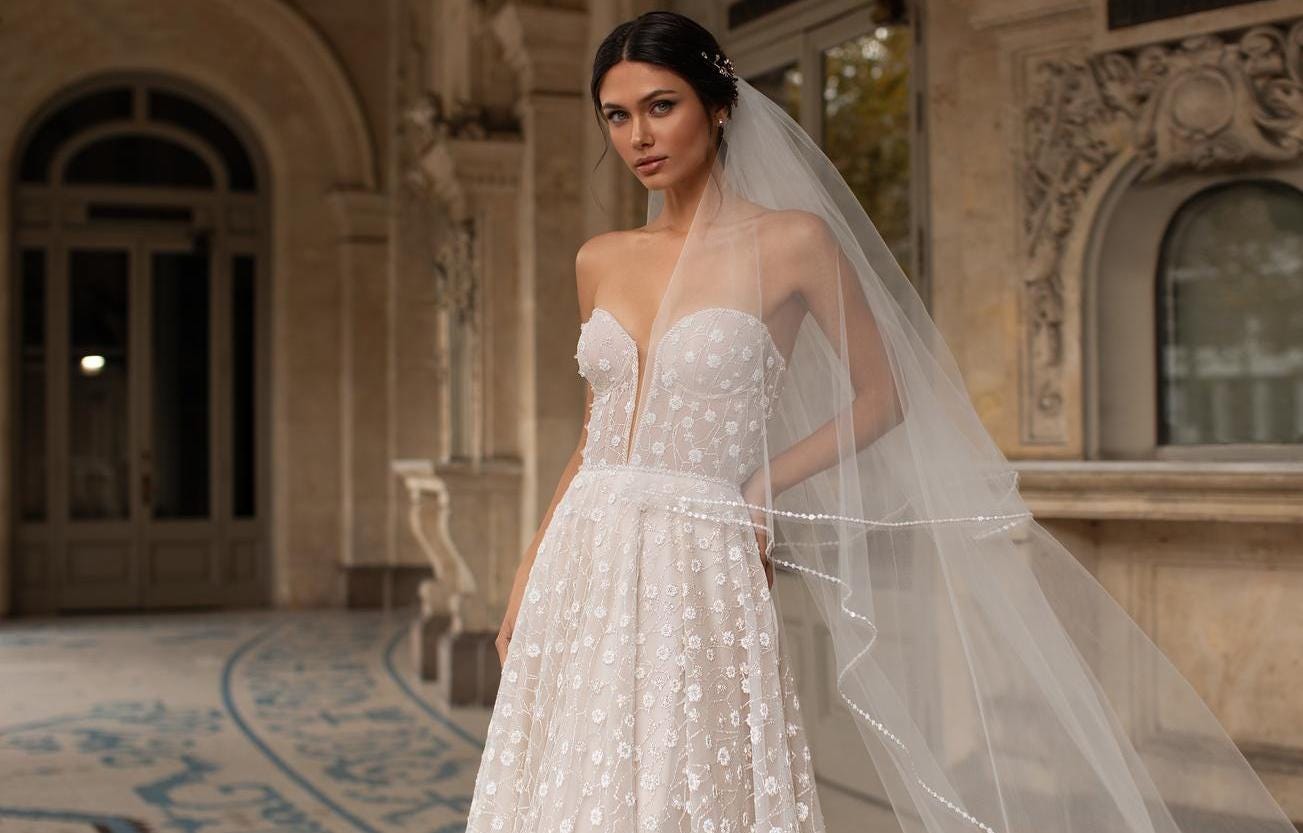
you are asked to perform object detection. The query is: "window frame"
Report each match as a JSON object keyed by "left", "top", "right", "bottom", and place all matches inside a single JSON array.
[{"left": 1088, "top": 168, "right": 1303, "bottom": 462}]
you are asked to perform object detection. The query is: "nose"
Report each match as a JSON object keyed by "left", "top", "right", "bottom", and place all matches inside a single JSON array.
[{"left": 630, "top": 114, "right": 651, "bottom": 150}]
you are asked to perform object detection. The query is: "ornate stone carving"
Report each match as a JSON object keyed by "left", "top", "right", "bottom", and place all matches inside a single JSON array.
[
  {"left": 391, "top": 459, "right": 500, "bottom": 703},
  {"left": 432, "top": 217, "right": 479, "bottom": 327},
  {"left": 1020, "top": 17, "right": 1303, "bottom": 445}
]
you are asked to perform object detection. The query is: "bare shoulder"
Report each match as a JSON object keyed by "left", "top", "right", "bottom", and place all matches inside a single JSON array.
[
  {"left": 760, "top": 208, "right": 835, "bottom": 253},
  {"left": 576, "top": 229, "right": 639, "bottom": 273},
  {"left": 575, "top": 230, "right": 632, "bottom": 316},
  {"left": 754, "top": 208, "right": 841, "bottom": 315}
]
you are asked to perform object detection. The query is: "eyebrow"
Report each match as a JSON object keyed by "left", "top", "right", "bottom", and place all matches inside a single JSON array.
[{"left": 601, "top": 88, "right": 678, "bottom": 111}]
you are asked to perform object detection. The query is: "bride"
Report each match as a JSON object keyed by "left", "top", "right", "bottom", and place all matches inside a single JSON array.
[{"left": 464, "top": 11, "right": 1296, "bottom": 833}]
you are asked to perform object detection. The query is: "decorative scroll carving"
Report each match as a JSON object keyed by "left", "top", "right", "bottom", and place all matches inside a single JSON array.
[
  {"left": 433, "top": 217, "right": 479, "bottom": 327},
  {"left": 395, "top": 462, "right": 493, "bottom": 635},
  {"left": 1019, "top": 17, "right": 1303, "bottom": 444}
]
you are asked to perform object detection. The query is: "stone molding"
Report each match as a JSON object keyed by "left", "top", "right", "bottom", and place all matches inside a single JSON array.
[
  {"left": 969, "top": 0, "right": 1090, "bottom": 32},
  {"left": 327, "top": 188, "right": 389, "bottom": 242},
  {"left": 414, "top": 137, "right": 523, "bottom": 221},
  {"left": 215, "top": 0, "right": 379, "bottom": 188},
  {"left": 1018, "top": 16, "right": 1303, "bottom": 448},
  {"left": 1016, "top": 460, "right": 1303, "bottom": 522},
  {"left": 490, "top": 3, "right": 588, "bottom": 96}
]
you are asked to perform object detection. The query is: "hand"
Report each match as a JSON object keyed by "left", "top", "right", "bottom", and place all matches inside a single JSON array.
[
  {"left": 755, "top": 522, "right": 775, "bottom": 590},
  {"left": 740, "top": 477, "right": 775, "bottom": 591},
  {"left": 495, "top": 609, "right": 516, "bottom": 668}
]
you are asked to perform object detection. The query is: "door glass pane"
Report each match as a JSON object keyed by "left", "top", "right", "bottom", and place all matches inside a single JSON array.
[
  {"left": 232, "top": 255, "right": 255, "bottom": 517},
  {"left": 822, "top": 26, "right": 913, "bottom": 276},
  {"left": 20, "top": 250, "right": 47, "bottom": 522},
  {"left": 69, "top": 250, "right": 130, "bottom": 520},
  {"left": 1158, "top": 181, "right": 1303, "bottom": 445},
  {"left": 747, "top": 62, "right": 802, "bottom": 122},
  {"left": 152, "top": 252, "right": 211, "bottom": 517}
]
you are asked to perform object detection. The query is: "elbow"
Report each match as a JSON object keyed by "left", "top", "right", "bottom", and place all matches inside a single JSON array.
[{"left": 851, "top": 385, "right": 904, "bottom": 452}]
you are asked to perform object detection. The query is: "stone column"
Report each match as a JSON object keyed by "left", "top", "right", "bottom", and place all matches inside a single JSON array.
[
  {"left": 491, "top": 2, "right": 589, "bottom": 542},
  {"left": 400, "top": 136, "right": 524, "bottom": 704},
  {"left": 328, "top": 190, "right": 396, "bottom": 575}
]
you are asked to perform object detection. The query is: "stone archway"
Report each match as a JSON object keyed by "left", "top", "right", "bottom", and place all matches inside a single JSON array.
[{"left": 0, "top": 0, "right": 379, "bottom": 614}]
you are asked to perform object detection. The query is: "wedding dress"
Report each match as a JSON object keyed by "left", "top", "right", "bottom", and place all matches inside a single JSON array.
[
  {"left": 463, "top": 71, "right": 1297, "bottom": 833},
  {"left": 464, "top": 304, "right": 825, "bottom": 833}
]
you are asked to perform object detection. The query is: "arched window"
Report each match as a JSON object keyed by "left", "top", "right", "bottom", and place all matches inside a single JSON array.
[
  {"left": 1156, "top": 181, "right": 1303, "bottom": 446},
  {"left": 18, "top": 84, "right": 257, "bottom": 191}
]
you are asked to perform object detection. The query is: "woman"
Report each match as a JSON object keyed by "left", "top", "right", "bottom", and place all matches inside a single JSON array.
[{"left": 465, "top": 11, "right": 1297, "bottom": 833}]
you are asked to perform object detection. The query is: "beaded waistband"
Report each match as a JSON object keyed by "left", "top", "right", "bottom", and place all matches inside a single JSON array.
[{"left": 576, "top": 461, "right": 742, "bottom": 490}]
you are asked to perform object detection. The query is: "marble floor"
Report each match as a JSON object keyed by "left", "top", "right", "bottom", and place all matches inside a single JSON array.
[
  {"left": 0, "top": 608, "right": 491, "bottom": 833},
  {"left": 0, "top": 608, "right": 890, "bottom": 833}
]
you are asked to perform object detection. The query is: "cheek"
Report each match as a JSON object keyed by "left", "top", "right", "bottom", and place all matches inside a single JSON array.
[{"left": 664, "top": 112, "right": 705, "bottom": 150}]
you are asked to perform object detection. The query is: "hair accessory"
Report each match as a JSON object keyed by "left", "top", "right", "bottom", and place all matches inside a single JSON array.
[{"left": 700, "top": 50, "right": 736, "bottom": 80}]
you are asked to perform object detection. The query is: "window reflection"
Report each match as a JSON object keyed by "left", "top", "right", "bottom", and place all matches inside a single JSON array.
[
  {"left": 747, "top": 62, "right": 802, "bottom": 123},
  {"left": 152, "top": 253, "right": 211, "bottom": 518},
  {"left": 822, "top": 26, "right": 912, "bottom": 276},
  {"left": 69, "top": 250, "right": 130, "bottom": 520},
  {"left": 20, "top": 251, "right": 47, "bottom": 522},
  {"left": 1158, "top": 181, "right": 1303, "bottom": 445}
]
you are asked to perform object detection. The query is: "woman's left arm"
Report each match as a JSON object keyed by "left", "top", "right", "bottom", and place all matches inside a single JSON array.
[{"left": 741, "top": 213, "right": 903, "bottom": 570}]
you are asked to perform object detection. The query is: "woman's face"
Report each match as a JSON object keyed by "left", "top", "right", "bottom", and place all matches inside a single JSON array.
[{"left": 598, "top": 60, "right": 722, "bottom": 188}]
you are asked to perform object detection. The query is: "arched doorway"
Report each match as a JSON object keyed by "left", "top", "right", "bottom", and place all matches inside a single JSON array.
[{"left": 11, "top": 76, "right": 270, "bottom": 613}]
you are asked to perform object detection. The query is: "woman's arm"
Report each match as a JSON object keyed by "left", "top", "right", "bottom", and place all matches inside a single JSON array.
[
  {"left": 495, "top": 235, "right": 604, "bottom": 665},
  {"left": 743, "top": 213, "right": 903, "bottom": 507},
  {"left": 496, "top": 389, "right": 592, "bottom": 665}
]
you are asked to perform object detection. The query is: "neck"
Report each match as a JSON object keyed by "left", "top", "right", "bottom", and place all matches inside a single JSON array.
[{"left": 647, "top": 146, "right": 722, "bottom": 235}]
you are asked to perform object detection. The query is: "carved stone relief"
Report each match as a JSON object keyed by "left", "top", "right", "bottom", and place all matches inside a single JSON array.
[{"left": 1019, "top": 16, "right": 1303, "bottom": 446}]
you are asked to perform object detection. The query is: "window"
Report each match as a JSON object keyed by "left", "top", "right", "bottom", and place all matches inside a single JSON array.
[
  {"left": 1108, "top": 0, "right": 1261, "bottom": 29},
  {"left": 820, "top": 26, "right": 912, "bottom": 270},
  {"left": 732, "top": 2, "right": 921, "bottom": 295},
  {"left": 1156, "top": 181, "right": 1303, "bottom": 446},
  {"left": 18, "top": 84, "right": 257, "bottom": 192}
]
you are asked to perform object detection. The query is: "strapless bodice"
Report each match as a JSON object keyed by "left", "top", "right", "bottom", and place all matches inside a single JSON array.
[{"left": 574, "top": 306, "right": 786, "bottom": 486}]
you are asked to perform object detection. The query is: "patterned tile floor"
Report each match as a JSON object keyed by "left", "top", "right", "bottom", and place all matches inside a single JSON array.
[
  {"left": 0, "top": 608, "right": 490, "bottom": 833},
  {"left": 0, "top": 608, "right": 889, "bottom": 833}
]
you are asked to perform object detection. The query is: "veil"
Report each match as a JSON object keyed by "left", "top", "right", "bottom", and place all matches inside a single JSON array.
[{"left": 628, "top": 76, "right": 1296, "bottom": 833}]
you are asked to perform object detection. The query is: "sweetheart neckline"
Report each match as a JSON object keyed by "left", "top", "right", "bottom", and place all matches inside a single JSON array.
[
  {"left": 583, "top": 305, "right": 787, "bottom": 375},
  {"left": 579, "top": 305, "right": 786, "bottom": 468}
]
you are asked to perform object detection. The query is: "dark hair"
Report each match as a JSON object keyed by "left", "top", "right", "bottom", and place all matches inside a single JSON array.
[{"left": 589, "top": 11, "right": 738, "bottom": 162}]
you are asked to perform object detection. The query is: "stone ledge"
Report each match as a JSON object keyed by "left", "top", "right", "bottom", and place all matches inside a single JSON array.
[
  {"left": 1014, "top": 461, "right": 1303, "bottom": 523},
  {"left": 968, "top": 0, "right": 1090, "bottom": 31},
  {"left": 343, "top": 563, "right": 433, "bottom": 609}
]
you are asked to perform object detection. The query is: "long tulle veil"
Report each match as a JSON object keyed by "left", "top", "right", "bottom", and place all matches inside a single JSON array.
[{"left": 631, "top": 76, "right": 1296, "bottom": 833}]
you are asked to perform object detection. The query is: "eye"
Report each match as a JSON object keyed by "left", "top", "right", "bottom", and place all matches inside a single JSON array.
[
  {"left": 651, "top": 100, "right": 674, "bottom": 114},
  {"left": 606, "top": 110, "right": 626, "bottom": 124}
]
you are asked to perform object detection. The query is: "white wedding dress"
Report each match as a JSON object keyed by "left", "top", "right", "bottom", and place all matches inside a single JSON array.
[{"left": 464, "top": 305, "right": 827, "bottom": 833}]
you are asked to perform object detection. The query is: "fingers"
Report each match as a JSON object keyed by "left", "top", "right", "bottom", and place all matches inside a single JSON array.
[
  {"left": 495, "top": 631, "right": 512, "bottom": 668},
  {"left": 756, "top": 530, "right": 774, "bottom": 589}
]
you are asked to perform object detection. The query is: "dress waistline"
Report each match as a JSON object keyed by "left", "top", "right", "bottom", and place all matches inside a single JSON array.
[{"left": 575, "top": 461, "right": 742, "bottom": 491}]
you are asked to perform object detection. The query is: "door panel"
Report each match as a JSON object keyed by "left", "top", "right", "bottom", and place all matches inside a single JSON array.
[
  {"left": 12, "top": 231, "right": 267, "bottom": 613},
  {"left": 67, "top": 248, "right": 131, "bottom": 522},
  {"left": 142, "top": 243, "right": 217, "bottom": 609},
  {"left": 150, "top": 251, "right": 211, "bottom": 520},
  {"left": 60, "top": 245, "right": 137, "bottom": 609}
]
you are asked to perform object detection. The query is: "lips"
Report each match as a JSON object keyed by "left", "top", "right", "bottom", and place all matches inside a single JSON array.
[{"left": 635, "top": 155, "right": 667, "bottom": 174}]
